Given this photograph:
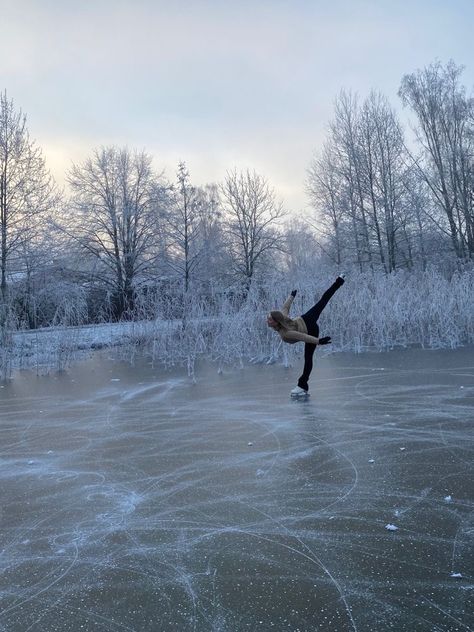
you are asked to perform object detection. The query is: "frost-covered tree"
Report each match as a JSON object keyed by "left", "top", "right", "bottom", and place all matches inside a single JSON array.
[
  {"left": 330, "top": 91, "right": 373, "bottom": 269},
  {"left": 308, "top": 89, "right": 440, "bottom": 272},
  {"left": 195, "top": 183, "right": 226, "bottom": 284},
  {"left": 283, "top": 219, "right": 322, "bottom": 277},
  {"left": 358, "top": 91, "right": 408, "bottom": 272},
  {"left": 221, "top": 168, "right": 286, "bottom": 288},
  {"left": 399, "top": 60, "right": 474, "bottom": 260},
  {"left": 307, "top": 141, "right": 348, "bottom": 266},
  {"left": 164, "top": 162, "right": 208, "bottom": 292},
  {"left": 65, "top": 147, "right": 168, "bottom": 319},
  {"left": 0, "top": 91, "right": 58, "bottom": 306}
]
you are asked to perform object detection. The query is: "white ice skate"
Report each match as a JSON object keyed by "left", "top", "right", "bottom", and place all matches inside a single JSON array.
[{"left": 290, "top": 386, "right": 310, "bottom": 399}]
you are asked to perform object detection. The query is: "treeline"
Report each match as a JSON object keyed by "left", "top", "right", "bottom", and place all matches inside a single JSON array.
[{"left": 1, "top": 59, "right": 473, "bottom": 334}]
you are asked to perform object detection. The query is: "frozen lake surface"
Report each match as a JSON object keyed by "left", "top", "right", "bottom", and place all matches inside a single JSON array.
[{"left": 0, "top": 347, "right": 473, "bottom": 631}]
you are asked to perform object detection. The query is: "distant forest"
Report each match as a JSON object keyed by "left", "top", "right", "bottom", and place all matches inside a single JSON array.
[{"left": 1, "top": 60, "right": 473, "bottom": 339}]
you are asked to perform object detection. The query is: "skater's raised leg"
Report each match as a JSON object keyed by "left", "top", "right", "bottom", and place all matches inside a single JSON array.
[{"left": 301, "top": 276, "right": 345, "bottom": 324}]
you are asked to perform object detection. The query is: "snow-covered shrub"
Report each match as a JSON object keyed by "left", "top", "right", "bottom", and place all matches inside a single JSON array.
[
  {"left": 4, "top": 266, "right": 474, "bottom": 375},
  {"left": 122, "top": 267, "right": 474, "bottom": 372}
]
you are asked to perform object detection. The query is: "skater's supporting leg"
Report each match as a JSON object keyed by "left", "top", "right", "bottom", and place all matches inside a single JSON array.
[
  {"left": 297, "top": 343, "right": 316, "bottom": 391},
  {"left": 302, "top": 277, "right": 344, "bottom": 324}
]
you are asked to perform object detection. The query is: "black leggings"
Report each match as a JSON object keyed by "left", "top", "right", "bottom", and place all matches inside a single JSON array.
[{"left": 297, "top": 278, "right": 344, "bottom": 391}]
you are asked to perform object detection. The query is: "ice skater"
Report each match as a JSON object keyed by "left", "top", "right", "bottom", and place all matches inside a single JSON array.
[{"left": 266, "top": 274, "right": 345, "bottom": 398}]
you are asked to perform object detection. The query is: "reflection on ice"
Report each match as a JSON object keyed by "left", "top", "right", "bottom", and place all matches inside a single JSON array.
[{"left": 0, "top": 347, "right": 473, "bottom": 631}]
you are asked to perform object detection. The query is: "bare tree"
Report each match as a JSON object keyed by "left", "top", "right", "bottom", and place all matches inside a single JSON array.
[
  {"left": 220, "top": 168, "right": 286, "bottom": 288},
  {"left": 65, "top": 147, "right": 167, "bottom": 319},
  {"left": 283, "top": 218, "right": 322, "bottom": 276},
  {"left": 309, "top": 89, "right": 431, "bottom": 272},
  {"left": 0, "top": 92, "right": 58, "bottom": 308},
  {"left": 399, "top": 60, "right": 474, "bottom": 260},
  {"left": 193, "top": 183, "right": 226, "bottom": 284},
  {"left": 307, "top": 142, "right": 347, "bottom": 266},
  {"left": 164, "top": 162, "right": 207, "bottom": 292},
  {"left": 359, "top": 91, "right": 408, "bottom": 272},
  {"left": 331, "top": 91, "right": 373, "bottom": 269}
]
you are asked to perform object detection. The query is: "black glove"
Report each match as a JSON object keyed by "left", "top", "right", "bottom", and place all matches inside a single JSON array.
[
  {"left": 290, "top": 289, "right": 297, "bottom": 297},
  {"left": 318, "top": 336, "right": 332, "bottom": 345}
]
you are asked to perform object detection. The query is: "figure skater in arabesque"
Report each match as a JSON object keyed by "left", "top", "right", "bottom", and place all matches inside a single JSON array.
[{"left": 266, "top": 274, "right": 345, "bottom": 398}]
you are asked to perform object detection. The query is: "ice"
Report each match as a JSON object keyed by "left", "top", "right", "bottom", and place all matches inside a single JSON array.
[
  {"left": 0, "top": 346, "right": 473, "bottom": 631},
  {"left": 385, "top": 524, "right": 399, "bottom": 531}
]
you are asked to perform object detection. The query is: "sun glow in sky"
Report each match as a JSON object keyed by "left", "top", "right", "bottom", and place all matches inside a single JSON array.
[{"left": 2, "top": 0, "right": 474, "bottom": 213}]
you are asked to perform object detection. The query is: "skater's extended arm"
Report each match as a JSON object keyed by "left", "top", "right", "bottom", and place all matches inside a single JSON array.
[
  {"left": 283, "top": 331, "right": 320, "bottom": 345},
  {"left": 281, "top": 290, "right": 297, "bottom": 316},
  {"left": 283, "top": 331, "right": 332, "bottom": 345}
]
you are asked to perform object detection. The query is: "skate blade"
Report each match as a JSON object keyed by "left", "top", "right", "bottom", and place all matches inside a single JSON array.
[{"left": 290, "top": 392, "right": 310, "bottom": 399}]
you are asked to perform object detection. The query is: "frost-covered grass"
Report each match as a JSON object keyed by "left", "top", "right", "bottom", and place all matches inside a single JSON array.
[{"left": 1, "top": 267, "right": 473, "bottom": 380}]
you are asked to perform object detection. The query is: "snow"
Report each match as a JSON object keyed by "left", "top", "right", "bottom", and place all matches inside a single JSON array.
[{"left": 0, "top": 346, "right": 473, "bottom": 630}]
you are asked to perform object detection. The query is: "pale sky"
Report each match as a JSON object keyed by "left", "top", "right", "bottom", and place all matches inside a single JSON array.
[{"left": 2, "top": 0, "right": 474, "bottom": 213}]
